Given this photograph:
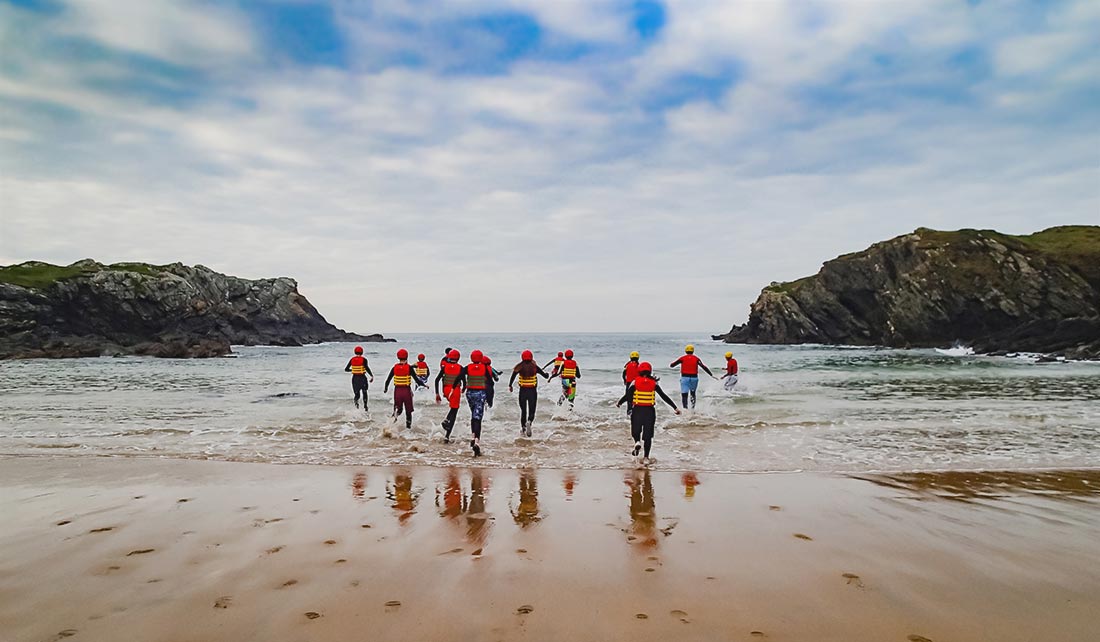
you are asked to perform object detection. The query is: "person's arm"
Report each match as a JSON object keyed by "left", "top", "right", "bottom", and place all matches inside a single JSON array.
[
  {"left": 616, "top": 384, "right": 636, "bottom": 407},
  {"left": 365, "top": 362, "right": 374, "bottom": 380},
  {"left": 345, "top": 359, "right": 352, "bottom": 372},
  {"left": 455, "top": 367, "right": 468, "bottom": 388},
  {"left": 732, "top": 360, "right": 738, "bottom": 375},
  {"left": 384, "top": 367, "right": 395, "bottom": 392},
  {"left": 574, "top": 365, "right": 581, "bottom": 379},
  {"left": 537, "top": 366, "right": 549, "bottom": 379},
  {"left": 508, "top": 367, "right": 520, "bottom": 390},
  {"left": 434, "top": 370, "right": 444, "bottom": 398},
  {"left": 670, "top": 357, "right": 683, "bottom": 369},
  {"left": 622, "top": 366, "right": 628, "bottom": 385},
  {"left": 655, "top": 384, "right": 680, "bottom": 413},
  {"left": 699, "top": 361, "right": 715, "bottom": 377}
]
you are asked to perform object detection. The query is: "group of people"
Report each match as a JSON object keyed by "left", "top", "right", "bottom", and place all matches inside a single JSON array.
[{"left": 343, "top": 344, "right": 739, "bottom": 463}]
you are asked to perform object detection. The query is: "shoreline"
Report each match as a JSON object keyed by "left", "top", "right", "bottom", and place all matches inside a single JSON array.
[{"left": 3, "top": 457, "right": 1099, "bottom": 641}]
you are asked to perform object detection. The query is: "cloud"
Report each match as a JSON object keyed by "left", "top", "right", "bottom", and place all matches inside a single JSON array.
[{"left": 1, "top": 0, "right": 1097, "bottom": 333}]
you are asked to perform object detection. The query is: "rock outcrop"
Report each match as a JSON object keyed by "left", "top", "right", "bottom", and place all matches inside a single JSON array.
[
  {"left": 716, "top": 226, "right": 1100, "bottom": 359},
  {"left": 0, "top": 260, "right": 390, "bottom": 359}
]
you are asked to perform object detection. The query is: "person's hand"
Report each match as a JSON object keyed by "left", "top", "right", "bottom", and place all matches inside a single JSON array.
[
  {"left": 616, "top": 401, "right": 622, "bottom": 408},
  {"left": 370, "top": 377, "right": 375, "bottom": 383},
  {"left": 711, "top": 374, "right": 718, "bottom": 380},
  {"left": 384, "top": 387, "right": 388, "bottom": 394},
  {"left": 435, "top": 394, "right": 441, "bottom": 404},
  {"left": 509, "top": 386, "right": 514, "bottom": 393},
  {"left": 674, "top": 409, "right": 682, "bottom": 415}
]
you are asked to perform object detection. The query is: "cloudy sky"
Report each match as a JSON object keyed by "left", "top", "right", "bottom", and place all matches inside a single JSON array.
[{"left": 1, "top": 0, "right": 1097, "bottom": 334}]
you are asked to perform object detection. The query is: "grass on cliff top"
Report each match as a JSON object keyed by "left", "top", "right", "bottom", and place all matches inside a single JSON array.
[
  {"left": 761, "top": 225, "right": 1100, "bottom": 294},
  {"left": 0, "top": 261, "right": 169, "bottom": 289}
]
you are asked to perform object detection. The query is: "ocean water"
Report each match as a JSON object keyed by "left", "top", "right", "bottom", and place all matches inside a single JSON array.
[{"left": 1, "top": 333, "right": 1098, "bottom": 473}]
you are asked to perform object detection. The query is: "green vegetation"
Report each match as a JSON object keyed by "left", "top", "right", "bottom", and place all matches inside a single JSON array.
[
  {"left": 765, "top": 275, "right": 812, "bottom": 294},
  {"left": 1017, "top": 226, "right": 1100, "bottom": 288},
  {"left": 0, "top": 260, "right": 169, "bottom": 289}
]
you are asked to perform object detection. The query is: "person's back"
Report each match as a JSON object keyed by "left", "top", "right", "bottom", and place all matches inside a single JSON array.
[{"left": 344, "top": 346, "right": 373, "bottom": 411}]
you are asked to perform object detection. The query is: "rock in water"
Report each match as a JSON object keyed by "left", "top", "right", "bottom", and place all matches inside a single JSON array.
[
  {"left": 0, "top": 260, "right": 390, "bottom": 359},
  {"left": 717, "top": 226, "right": 1100, "bottom": 360}
]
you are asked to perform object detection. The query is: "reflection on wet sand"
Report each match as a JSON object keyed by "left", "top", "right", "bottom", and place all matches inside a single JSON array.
[
  {"left": 387, "top": 471, "right": 419, "bottom": 525},
  {"left": 853, "top": 469, "right": 1100, "bottom": 501},
  {"left": 435, "top": 469, "right": 463, "bottom": 521},
  {"left": 466, "top": 469, "right": 492, "bottom": 548},
  {"left": 351, "top": 472, "right": 366, "bottom": 500},
  {"left": 625, "top": 469, "right": 658, "bottom": 550},
  {"left": 681, "top": 472, "right": 700, "bottom": 499},
  {"left": 563, "top": 472, "right": 577, "bottom": 499},
  {"left": 511, "top": 469, "right": 542, "bottom": 528}
]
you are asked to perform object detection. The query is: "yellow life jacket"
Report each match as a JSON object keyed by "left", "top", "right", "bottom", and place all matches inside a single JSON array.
[
  {"left": 518, "top": 375, "right": 538, "bottom": 388},
  {"left": 633, "top": 377, "right": 657, "bottom": 406}
]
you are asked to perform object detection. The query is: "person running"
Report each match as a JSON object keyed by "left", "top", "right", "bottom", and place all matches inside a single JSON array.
[
  {"left": 462, "top": 350, "right": 491, "bottom": 457},
  {"left": 413, "top": 353, "right": 430, "bottom": 391},
  {"left": 548, "top": 349, "right": 580, "bottom": 407},
  {"left": 616, "top": 362, "right": 680, "bottom": 464},
  {"left": 434, "top": 349, "right": 463, "bottom": 442},
  {"left": 669, "top": 344, "right": 715, "bottom": 409},
  {"left": 483, "top": 356, "right": 502, "bottom": 409},
  {"left": 344, "top": 346, "right": 374, "bottom": 412},
  {"left": 622, "top": 351, "right": 641, "bottom": 416},
  {"left": 509, "top": 350, "right": 550, "bottom": 436},
  {"left": 383, "top": 349, "right": 427, "bottom": 430},
  {"left": 543, "top": 352, "right": 564, "bottom": 378},
  {"left": 721, "top": 351, "right": 739, "bottom": 391},
  {"left": 440, "top": 347, "right": 454, "bottom": 370}
]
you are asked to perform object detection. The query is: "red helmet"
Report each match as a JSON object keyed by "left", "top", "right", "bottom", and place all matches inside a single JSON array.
[
  {"left": 470, "top": 350, "right": 483, "bottom": 363},
  {"left": 354, "top": 346, "right": 363, "bottom": 354},
  {"left": 417, "top": 353, "right": 425, "bottom": 361},
  {"left": 521, "top": 349, "right": 533, "bottom": 361},
  {"left": 484, "top": 356, "right": 492, "bottom": 365},
  {"left": 564, "top": 349, "right": 574, "bottom": 358},
  {"left": 397, "top": 348, "right": 408, "bottom": 360},
  {"left": 638, "top": 361, "right": 652, "bottom": 373},
  {"left": 448, "top": 349, "right": 460, "bottom": 360},
  {"left": 557, "top": 351, "right": 563, "bottom": 357}
]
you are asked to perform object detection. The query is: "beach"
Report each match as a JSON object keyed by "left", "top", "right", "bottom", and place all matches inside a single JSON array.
[{"left": 3, "top": 457, "right": 1098, "bottom": 642}]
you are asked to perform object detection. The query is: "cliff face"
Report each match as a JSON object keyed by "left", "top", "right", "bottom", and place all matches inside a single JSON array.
[
  {"left": 0, "top": 260, "right": 388, "bottom": 359},
  {"left": 718, "top": 226, "right": 1100, "bottom": 359}
]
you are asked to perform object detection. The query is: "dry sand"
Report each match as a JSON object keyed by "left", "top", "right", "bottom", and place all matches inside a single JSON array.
[{"left": 2, "top": 457, "right": 1098, "bottom": 642}]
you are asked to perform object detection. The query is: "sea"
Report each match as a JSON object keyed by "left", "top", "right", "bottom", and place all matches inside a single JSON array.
[{"left": 1, "top": 333, "right": 1098, "bottom": 473}]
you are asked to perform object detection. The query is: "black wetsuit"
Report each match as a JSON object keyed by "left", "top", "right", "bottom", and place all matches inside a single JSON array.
[
  {"left": 509, "top": 361, "right": 550, "bottom": 427},
  {"left": 485, "top": 367, "right": 502, "bottom": 408},
  {"left": 618, "top": 379, "right": 678, "bottom": 458},
  {"left": 345, "top": 357, "right": 374, "bottom": 408}
]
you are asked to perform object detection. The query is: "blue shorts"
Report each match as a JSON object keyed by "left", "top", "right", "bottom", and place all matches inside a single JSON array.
[{"left": 680, "top": 376, "right": 699, "bottom": 393}]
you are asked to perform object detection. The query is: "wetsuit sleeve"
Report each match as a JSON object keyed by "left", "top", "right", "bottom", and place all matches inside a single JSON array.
[
  {"left": 365, "top": 362, "right": 374, "bottom": 377},
  {"left": 699, "top": 361, "right": 714, "bottom": 376},
  {"left": 455, "top": 367, "right": 467, "bottom": 387},
  {"left": 618, "top": 384, "right": 635, "bottom": 406},
  {"left": 509, "top": 367, "right": 519, "bottom": 387},
  {"left": 434, "top": 370, "right": 444, "bottom": 394},
  {"left": 622, "top": 366, "right": 628, "bottom": 384},
  {"left": 655, "top": 384, "right": 678, "bottom": 410},
  {"left": 537, "top": 367, "right": 549, "bottom": 379},
  {"left": 670, "top": 357, "right": 683, "bottom": 369},
  {"left": 345, "top": 359, "right": 352, "bottom": 372},
  {"left": 575, "top": 365, "right": 581, "bottom": 379}
]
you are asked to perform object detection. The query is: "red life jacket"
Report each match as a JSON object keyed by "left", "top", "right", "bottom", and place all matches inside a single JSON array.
[
  {"left": 414, "top": 361, "right": 429, "bottom": 378},
  {"left": 624, "top": 360, "right": 640, "bottom": 383},
  {"left": 466, "top": 363, "right": 488, "bottom": 390},
  {"left": 349, "top": 355, "right": 367, "bottom": 375},
  {"left": 442, "top": 361, "right": 462, "bottom": 387},
  {"left": 726, "top": 358, "right": 738, "bottom": 375},
  {"left": 678, "top": 354, "right": 700, "bottom": 376},
  {"left": 632, "top": 376, "right": 657, "bottom": 406},
  {"left": 392, "top": 362, "right": 412, "bottom": 387}
]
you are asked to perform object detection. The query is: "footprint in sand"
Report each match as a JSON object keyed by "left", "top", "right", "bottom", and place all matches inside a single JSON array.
[
  {"left": 516, "top": 549, "right": 528, "bottom": 554},
  {"left": 669, "top": 609, "right": 690, "bottom": 623},
  {"left": 239, "top": 506, "right": 256, "bottom": 512},
  {"left": 133, "top": 495, "right": 145, "bottom": 500},
  {"left": 361, "top": 524, "right": 372, "bottom": 529},
  {"left": 647, "top": 556, "right": 659, "bottom": 561},
  {"left": 793, "top": 533, "right": 813, "bottom": 541},
  {"left": 51, "top": 630, "right": 78, "bottom": 641},
  {"left": 265, "top": 518, "right": 284, "bottom": 524},
  {"left": 907, "top": 636, "right": 933, "bottom": 642},
  {"left": 516, "top": 605, "right": 534, "bottom": 614},
  {"left": 335, "top": 559, "right": 347, "bottom": 564},
  {"left": 645, "top": 568, "right": 656, "bottom": 572},
  {"left": 147, "top": 578, "right": 162, "bottom": 583},
  {"left": 350, "top": 580, "right": 360, "bottom": 587},
  {"left": 127, "top": 549, "right": 155, "bottom": 556},
  {"left": 471, "top": 548, "right": 483, "bottom": 556},
  {"left": 88, "top": 527, "right": 114, "bottom": 533},
  {"left": 324, "top": 540, "right": 337, "bottom": 545},
  {"left": 705, "top": 576, "right": 717, "bottom": 580},
  {"left": 214, "top": 596, "right": 232, "bottom": 609},
  {"left": 635, "top": 613, "right": 648, "bottom": 620},
  {"left": 265, "top": 546, "right": 284, "bottom": 554},
  {"left": 842, "top": 572, "right": 864, "bottom": 587},
  {"left": 281, "top": 579, "right": 298, "bottom": 588},
  {"left": 769, "top": 505, "right": 782, "bottom": 511},
  {"left": 750, "top": 632, "right": 766, "bottom": 638},
  {"left": 385, "top": 600, "right": 402, "bottom": 608},
  {"left": 304, "top": 611, "right": 322, "bottom": 619},
  {"left": 440, "top": 548, "right": 464, "bottom": 555},
  {"left": 177, "top": 498, "right": 191, "bottom": 503},
  {"left": 56, "top": 520, "right": 72, "bottom": 526}
]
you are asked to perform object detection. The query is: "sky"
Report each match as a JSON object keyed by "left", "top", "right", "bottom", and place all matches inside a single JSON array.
[{"left": 1, "top": 0, "right": 1098, "bottom": 335}]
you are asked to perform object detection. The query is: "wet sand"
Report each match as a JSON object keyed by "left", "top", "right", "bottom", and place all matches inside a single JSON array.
[{"left": 2, "top": 457, "right": 1099, "bottom": 642}]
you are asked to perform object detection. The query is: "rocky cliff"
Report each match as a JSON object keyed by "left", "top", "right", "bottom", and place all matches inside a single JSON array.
[
  {"left": 717, "top": 226, "right": 1100, "bottom": 359},
  {"left": 0, "top": 260, "right": 389, "bottom": 359}
]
